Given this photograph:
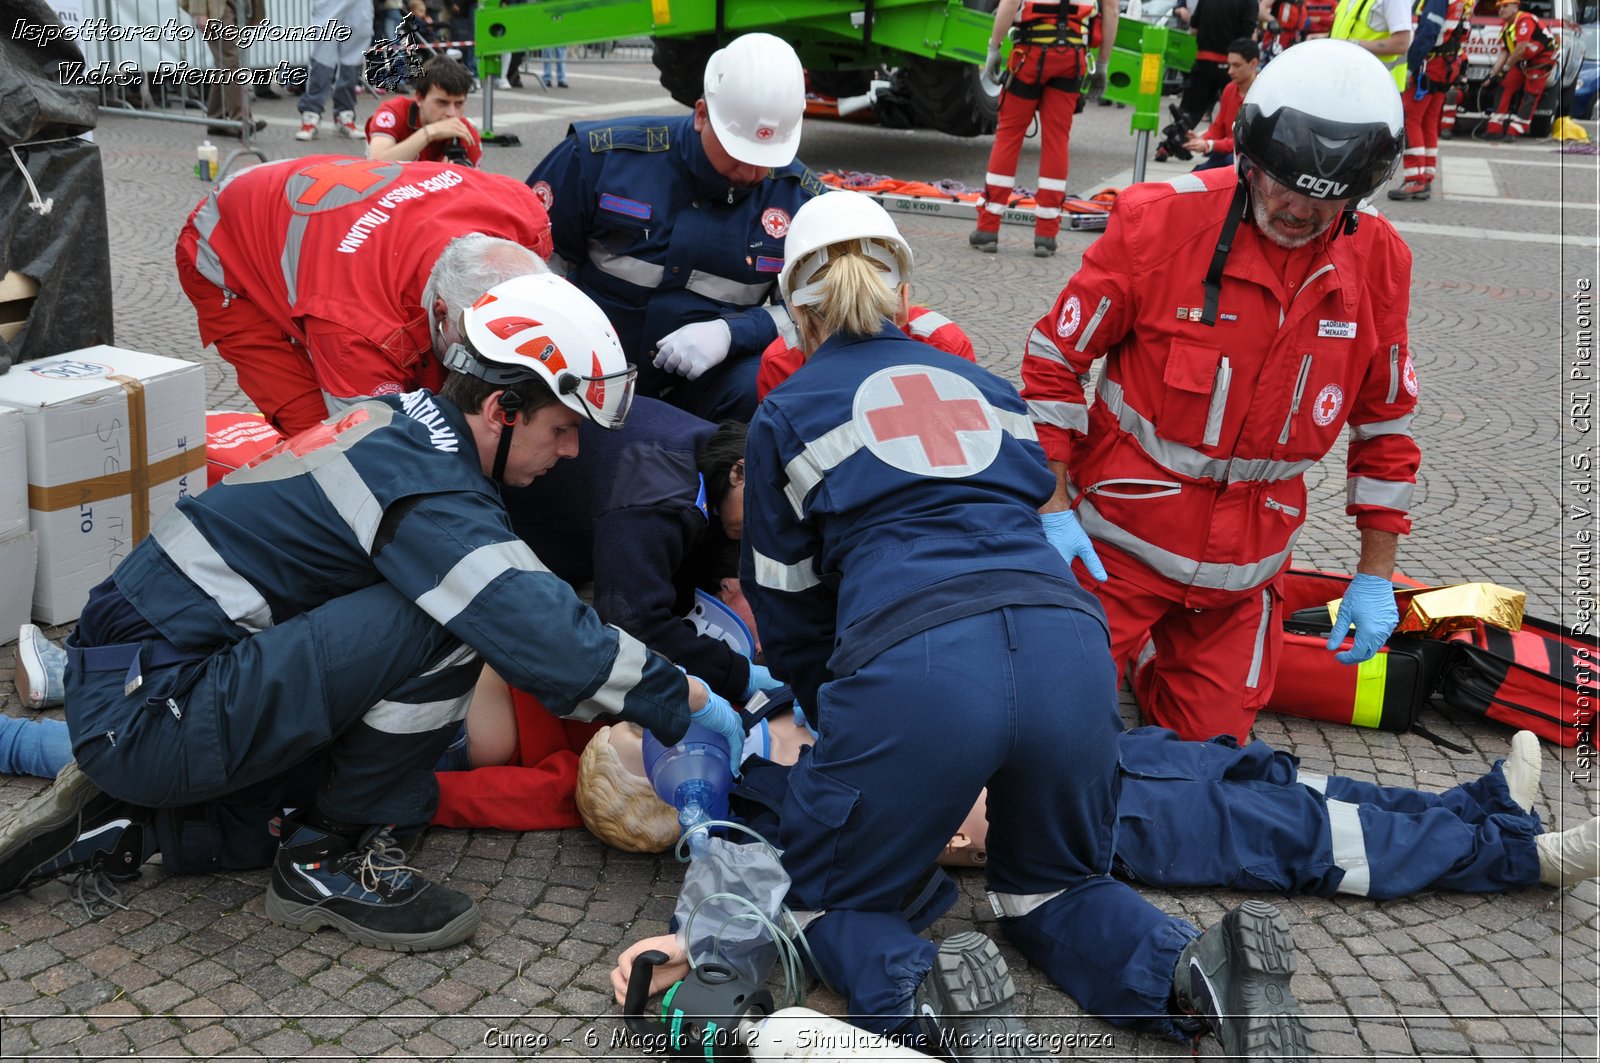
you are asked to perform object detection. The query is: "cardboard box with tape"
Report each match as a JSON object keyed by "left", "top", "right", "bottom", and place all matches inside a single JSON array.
[{"left": 0, "top": 347, "right": 207, "bottom": 624}]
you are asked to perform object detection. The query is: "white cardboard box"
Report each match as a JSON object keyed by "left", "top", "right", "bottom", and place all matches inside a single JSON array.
[
  {"left": 0, "top": 531, "right": 37, "bottom": 645},
  {"left": 0, "top": 406, "right": 25, "bottom": 542},
  {"left": 0, "top": 347, "right": 207, "bottom": 624}
]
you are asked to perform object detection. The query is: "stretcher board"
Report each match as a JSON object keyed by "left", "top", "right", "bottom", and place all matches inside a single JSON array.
[{"left": 865, "top": 191, "right": 1111, "bottom": 232}]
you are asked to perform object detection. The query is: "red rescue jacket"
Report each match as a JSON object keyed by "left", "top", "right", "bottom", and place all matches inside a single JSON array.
[
  {"left": 1021, "top": 167, "right": 1420, "bottom": 608},
  {"left": 756, "top": 305, "right": 977, "bottom": 400}
]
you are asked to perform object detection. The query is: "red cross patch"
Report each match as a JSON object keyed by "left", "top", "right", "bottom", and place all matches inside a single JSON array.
[
  {"left": 1055, "top": 295, "right": 1081, "bottom": 338},
  {"left": 1311, "top": 383, "right": 1345, "bottom": 427},
  {"left": 852, "top": 366, "right": 1001, "bottom": 477},
  {"left": 761, "top": 207, "right": 790, "bottom": 239},
  {"left": 531, "top": 180, "right": 554, "bottom": 211},
  {"left": 286, "top": 158, "right": 401, "bottom": 213},
  {"left": 1403, "top": 356, "right": 1418, "bottom": 398},
  {"left": 755, "top": 126, "right": 776, "bottom": 141}
]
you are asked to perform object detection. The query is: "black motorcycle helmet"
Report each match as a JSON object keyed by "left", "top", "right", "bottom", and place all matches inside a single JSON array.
[{"left": 1233, "top": 39, "right": 1405, "bottom": 205}]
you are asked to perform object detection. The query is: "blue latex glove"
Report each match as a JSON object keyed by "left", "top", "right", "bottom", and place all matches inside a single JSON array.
[
  {"left": 792, "top": 701, "right": 820, "bottom": 740},
  {"left": 689, "top": 681, "right": 744, "bottom": 778},
  {"left": 743, "top": 662, "right": 784, "bottom": 701},
  {"left": 1041, "top": 509, "right": 1108, "bottom": 582},
  {"left": 1326, "top": 573, "right": 1400, "bottom": 665}
]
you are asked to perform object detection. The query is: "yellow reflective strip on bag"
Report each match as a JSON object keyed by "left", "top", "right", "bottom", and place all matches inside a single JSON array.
[{"left": 1350, "top": 652, "right": 1390, "bottom": 728}]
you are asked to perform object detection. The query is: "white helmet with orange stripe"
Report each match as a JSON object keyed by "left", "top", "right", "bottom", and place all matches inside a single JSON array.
[{"left": 445, "top": 273, "right": 637, "bottom": 430}]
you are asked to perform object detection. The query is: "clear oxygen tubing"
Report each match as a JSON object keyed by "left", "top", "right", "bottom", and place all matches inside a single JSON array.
[{"left": 675, "top": 818, "right": 831, "bottom": 1008}]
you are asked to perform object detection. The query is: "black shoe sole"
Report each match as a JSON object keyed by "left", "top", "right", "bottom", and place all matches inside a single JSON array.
[
  {"left": 265, "top": 878, "right": 481, "bottom": 953},
  {"left": 1193, "top": 901, "right": 1309, "bottom": 1062}
]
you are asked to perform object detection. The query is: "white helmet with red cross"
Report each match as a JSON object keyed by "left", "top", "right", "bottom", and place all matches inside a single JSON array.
[
  {"left": 702, "top": 33, "right": 806, "bottom": 168},
  {"left": 446, "top": 273, "right": 637, "bottom": 430}
]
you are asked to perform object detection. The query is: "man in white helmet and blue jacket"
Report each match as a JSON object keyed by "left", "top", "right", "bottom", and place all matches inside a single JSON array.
[
  {"left": 525, "top": 33, "right": 824, "bottom": 424},
  {"left": 0, "top": 274, "right": 747, "bottom": 954}
]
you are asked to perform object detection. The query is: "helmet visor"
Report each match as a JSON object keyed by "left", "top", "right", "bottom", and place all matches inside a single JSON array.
[{"left": 559, "top": 362, "right": 637, "bottom": 430}]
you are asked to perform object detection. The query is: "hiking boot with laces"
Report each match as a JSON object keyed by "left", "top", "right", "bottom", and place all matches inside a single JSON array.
[
  {"left": 1173, "top": 900, "right": 1309, "bottom": 1062},
  {"left": 915, "top": 931, "right": 1047, "bottom": 1062},
  {"left": 15, "top": 624, "right": 66, "bottom": 710},
  {"left": 969, "top": 229, "right": 999, "bottom": 253},
  {"left": 0, "top": 761, "right": 149, "bottom": 903},
  {"left": 265, "top": 812, "right": 479, "bottom": 952},
  {"left": 1033, "top": 235, "right": 1057, "bottom": 258}
]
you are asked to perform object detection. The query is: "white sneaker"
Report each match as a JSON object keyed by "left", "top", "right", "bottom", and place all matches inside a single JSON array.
[
  {"left": 15, "top": 624, "right": 66, "bottom": 710},
  {"left": 295, "top": 112, "right": 320, "bottom": 141},
  {"left": 495, "top": 76, "right": 511, "bottom": 89},
  {"left": 1537, "top": 816, "right": 1600, "bottom": 887},
  {"left": 1504, "top": 730, "right": 1542, "bottom": 813},
  {"left": 334, "top": 110, "right": 359, "bottom": 138}
]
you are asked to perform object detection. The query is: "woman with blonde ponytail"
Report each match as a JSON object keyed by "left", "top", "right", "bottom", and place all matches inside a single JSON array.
[{"left": 736, "top": 191, "right": 1303, "bottom": 1059}]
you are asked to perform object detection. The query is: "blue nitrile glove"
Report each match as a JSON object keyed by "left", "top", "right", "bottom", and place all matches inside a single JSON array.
[
  {"left": 1041, "top": 509, "right": 1108, "bottom": 582},
  {"left": 689, "top": 681, "right": 745, "bottom": 778},
  {"left": 744, "top": 662, "right": 785, "bottom": 701},
  {"left": 792, "top": 701, "right": 820, "bottom": 740},
  {"left": 1326, "top": 573, "right": 1400, "bottom": 665}
]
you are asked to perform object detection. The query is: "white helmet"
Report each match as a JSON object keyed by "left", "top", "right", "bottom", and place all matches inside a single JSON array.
[
  {"left": 702, "top": 33, "right": 806, "bottom": 168},
  {"left": 445, "top": 273, "right": 637, "bottom": 430},
  {"left": 778, "top": 190, "right": 914, "bottom": 308},
  {"left": 1233, "top": 39, "right": 1404, "bottom": 203}
]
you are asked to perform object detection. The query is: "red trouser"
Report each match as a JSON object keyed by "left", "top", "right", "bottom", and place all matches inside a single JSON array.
[
  {"left": 176, "top": 222, "right": 328, "bottom": 437},
  {"left": 1488, "top": 63, "right": 1553, "bottom": 136},
  {"left": 978, "top": 43, "right": 1085, "bottom": 239},
  {"left": 432, "top": 689, "right": 602, "bottom": 830},
  {"left": 1401, "top": 80, "right": 1447, "bottom": 184},
  {"left": 1082, "top": 543, "right": 1285, "bottom": 744}
]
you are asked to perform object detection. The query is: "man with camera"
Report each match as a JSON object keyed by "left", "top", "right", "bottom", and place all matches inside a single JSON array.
[
  {"left": 366, "top": 57, "right": 482, "bottom": 166},
  {"left": 175, "top": 155, "right": 551, "bottom": 437},
  {"left": 1179, "top": 39, "right": 1260, "bottom": 169}
]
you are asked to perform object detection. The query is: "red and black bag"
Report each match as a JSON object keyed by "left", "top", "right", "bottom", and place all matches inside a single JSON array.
[
  {"left": 1438, "top": 618, "right": 1595, "bottom": 747},
  {"left": 1267, "top": 569, "right": 1446, "bottom": 733}
]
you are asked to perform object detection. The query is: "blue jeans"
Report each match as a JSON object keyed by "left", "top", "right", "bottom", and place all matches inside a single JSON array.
[
  {"left": 541, "top": 47, "right": 567, "bottom": 82},
  {"left": 0, "top": 715, "right": 72, "bottom": 779}
]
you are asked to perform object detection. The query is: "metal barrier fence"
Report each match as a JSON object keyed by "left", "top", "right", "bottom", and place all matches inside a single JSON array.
[{"left": 66, "top": 0, "right": 652, "bottom": 122}]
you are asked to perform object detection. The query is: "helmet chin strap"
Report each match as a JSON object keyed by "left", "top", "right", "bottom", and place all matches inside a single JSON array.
[
  {"left": 490, "top": 390, "right": 523, "bottom": 483},
  {"left": 1200, "top": 178, "right": 1252, "bottom": 327}
]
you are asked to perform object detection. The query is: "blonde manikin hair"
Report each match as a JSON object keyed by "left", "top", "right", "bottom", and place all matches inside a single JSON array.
[
  {"left": 575, "top": 724, "right": 681, "bottom": 853},
  {"left": 792, "top": 242, "right": 904, "bottom": 344}
]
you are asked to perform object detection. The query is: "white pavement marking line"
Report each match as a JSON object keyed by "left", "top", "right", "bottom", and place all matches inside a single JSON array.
[
  {"left": 487, "top": 97, "right": 689, "bottom": 127},
  {"left": 1085, "top": 167, "right": 1137, "bottom": 195},
  {"left": 1389, "top": 219, "right": 1599, "bottom": 247},
  {"left": 1444, "top": 156, "right": 1498, "bottom": 197},
  {"left": 495, "top": 71, "right": 665, "bottom": 87},
  {"left": 1441, "top": 156, "right": 1579, "bottom": 168},
  {"left": 1443, "top": 193, "right": 1600, "bottom": 210}
]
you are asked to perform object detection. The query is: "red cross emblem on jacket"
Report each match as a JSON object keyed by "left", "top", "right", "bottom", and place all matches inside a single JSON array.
[{"left": 854, "top": 366, "right": 1002, "bottom": 477}]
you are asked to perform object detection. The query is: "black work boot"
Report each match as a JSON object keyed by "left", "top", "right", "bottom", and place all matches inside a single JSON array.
[
  {"left": 0, "top": 761, "right": 151, "bottom": 902},
  {"left": 1173, "top": 900, "right": 1309, "bottom": 1061},
  {"left": 969, "top": 229, "right": 999, "bottom": 253},
  {"left": 915, "top": 931, "right": 1047, "bottom": 1062},
  {"left": 1033, "top": 235, "right": 1057, "bottom": 257},
  {"left": 265, "top": 812, "right": 479, "bottom": 952}
]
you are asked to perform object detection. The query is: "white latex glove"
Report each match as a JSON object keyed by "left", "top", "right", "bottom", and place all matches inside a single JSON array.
[
  {"left": 984, "top": 44, "right": 1005, "bottom": 83},
  {"left": 652, "top": 319, "right": 732, "bottom": 380}
]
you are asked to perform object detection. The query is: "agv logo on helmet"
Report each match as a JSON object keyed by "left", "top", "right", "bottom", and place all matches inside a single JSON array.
[{"left": 1295, "top": 174, "right": 1350, "bottom": 198}]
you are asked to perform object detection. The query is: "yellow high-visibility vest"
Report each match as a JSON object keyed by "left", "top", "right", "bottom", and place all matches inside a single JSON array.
[{"left": 1331, "top": 0, "right": 1409, "bottom": 90}]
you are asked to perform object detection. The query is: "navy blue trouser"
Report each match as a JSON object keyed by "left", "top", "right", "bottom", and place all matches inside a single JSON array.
[
  {"left": 1112, "top": 728, "right": 1544, "bottom": 898},
  {"left": 781, "top": 606, "right": 1198, "bottom": 1033},
  {"left": 66, "top": 583, "right": 479, "bottom": 870}
]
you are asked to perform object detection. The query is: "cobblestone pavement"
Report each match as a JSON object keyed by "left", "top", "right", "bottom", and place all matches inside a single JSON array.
[{"left": 1, "top": 59, "right": 1598, "bottom": 1060}]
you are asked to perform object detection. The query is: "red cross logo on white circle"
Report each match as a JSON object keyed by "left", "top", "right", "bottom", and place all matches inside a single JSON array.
[
  {"left": 1402, "top": 356, "right": 1418, "bottom": 397},
  {"left": 852, "top": 366, "right": 1001, "bottom": 477},
  {"left": 1056, "top": 295, "right": 1081, "bottom": 339},
  {"left": 1312, "top": 383, "right": 1344, "bottom": 427},
  {"left": 761, "top": 207, "right": 790, "bottom": 238},
  {"left": 531, "top": 180, "right": 554, "bottom": 210},
  {"left": 756, "top": 126, "right": 775, "bottom": 140}
]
